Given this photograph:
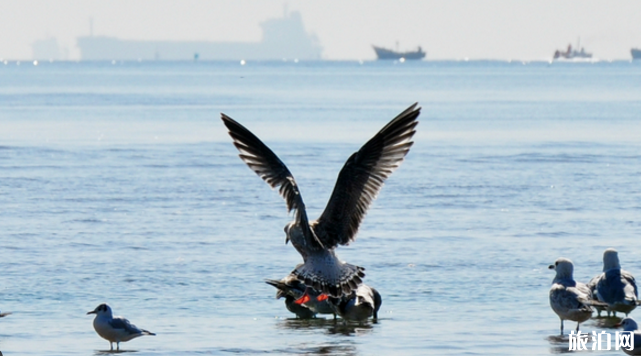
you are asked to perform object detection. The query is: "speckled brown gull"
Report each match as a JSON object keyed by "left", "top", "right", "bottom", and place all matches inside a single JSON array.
[
  {"left": 548, "top": 257, "right": 606, "bottom": 335},
  {"left": 222, "top": 103, "right": 419, "bottom": 298}
]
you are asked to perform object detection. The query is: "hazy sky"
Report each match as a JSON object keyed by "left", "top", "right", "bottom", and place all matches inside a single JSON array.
[{"left": 1, "top": 0, "right": 640, "bottom": 60}]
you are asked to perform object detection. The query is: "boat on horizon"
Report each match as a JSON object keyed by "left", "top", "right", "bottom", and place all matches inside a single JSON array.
[
  {"left": 631, "top": 48, "right": 641, "bottom": 60},
  {"left": 372, "top": 45, "right": 426, "bottom": 60},
  {"left": 553, "top": 39, "right": 592, "bottom": 60}
]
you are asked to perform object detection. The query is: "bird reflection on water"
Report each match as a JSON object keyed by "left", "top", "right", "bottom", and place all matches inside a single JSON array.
[
  {"left": 547, "top": 334, "right": 574, "bottom": 354},
  {"left": 277, "top": 317, "right": 376, "bottom": 336},
  {"left": 277, "top": 344, "right": 358, "bottom": 356},
  {"left": 93, "top": 350, "right": 139, "bottom": 355}
]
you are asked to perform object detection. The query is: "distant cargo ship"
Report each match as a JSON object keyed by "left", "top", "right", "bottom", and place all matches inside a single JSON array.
[
  {"left": 553, "top": 39, "right": 592, "bottom": 60},
  {"left": 372, "top": 45, "right": 426, "bottom": 60},
  {"left": 632, "top": 48, "right": 641, "bottom": 60},
  {"left": 75, "top": 11, "right": 322, "bottom": 61}
]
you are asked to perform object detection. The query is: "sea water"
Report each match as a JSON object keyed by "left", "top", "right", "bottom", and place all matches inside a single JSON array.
[{"left": 0, "top": 60, "right": 640, "bottom": 355}]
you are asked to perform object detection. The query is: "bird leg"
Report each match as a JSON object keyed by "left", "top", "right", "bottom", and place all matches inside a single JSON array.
[
  {"left": 294, "top": 288, "right": 311, "bottom": 305},
  {"left": 316, "top": 294, "right": 329, "bottom": 302},
  {"left": 560, "top": 319, "right": 564, "bottom": 336}
]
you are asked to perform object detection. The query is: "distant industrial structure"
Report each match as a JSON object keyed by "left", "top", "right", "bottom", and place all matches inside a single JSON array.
[{"left": 74, "top": 11, "right": 322, "bottom": 61}]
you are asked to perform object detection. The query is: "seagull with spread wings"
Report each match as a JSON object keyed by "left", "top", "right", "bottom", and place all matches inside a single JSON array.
[{"left": 222, "top": 103, "right": 419, "bottom": 300}]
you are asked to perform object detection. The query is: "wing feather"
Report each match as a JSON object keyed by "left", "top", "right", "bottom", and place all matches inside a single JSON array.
[
  {"left": 314, "top": 103, "right": 420, "bottom": 247},
  {"left": 221, "top": 114, "right": 315, "bottom": 240},
  {"left": 109, "top": 317, "right": 142, "bottom": 335}
]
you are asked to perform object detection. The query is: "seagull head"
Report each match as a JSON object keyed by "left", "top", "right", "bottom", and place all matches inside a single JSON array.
[
  {"left": 616, "top": 317, "right": 638, "bottom": 331},
  {"left": 603, "top": 248, "right": 621, "bottom": 271},
  {"left": 549, "top": 257, "right": 574, "bottom": 279},
  {"left": 87, "top": 303, "right": 113, "bottom": 317}
]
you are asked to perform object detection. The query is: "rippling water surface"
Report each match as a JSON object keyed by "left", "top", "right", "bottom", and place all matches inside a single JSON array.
[{"left": 1, "top": 60, "right": 640, "bottom": 355}]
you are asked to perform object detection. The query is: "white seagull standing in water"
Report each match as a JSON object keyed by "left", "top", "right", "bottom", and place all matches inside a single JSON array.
[
  {"left": 87, "top": 303, "right": 155, "bottom": 351},
  {"left": 222, "top": 103, "right": 419, "bottom": 300},
  {"left": 588, "top": 248, "right": 639, "bottom": 317},
  {"left": 549, "top": 258, "right": 605, "bottom": 335}
]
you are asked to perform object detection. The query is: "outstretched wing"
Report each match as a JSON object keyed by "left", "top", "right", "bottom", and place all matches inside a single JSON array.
[
  {"left": 313, "top": 103, "right": 420, "bottom": 248},
  {"left": 221, "top": 114, "right": 315, "bottom": 241}
]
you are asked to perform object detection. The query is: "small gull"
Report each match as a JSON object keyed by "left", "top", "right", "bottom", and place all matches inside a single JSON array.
[
  {"left": 328, "top": 284, "right": 382, "bottom": 322},
  {"left": 222, "top": 103, "right": 419, "bottom": 299},
  {"left": 588, "top": 248, "right": 639, "bottom": 317},
  {"left": 615, "top": 317, "right": 641, "bottom": 355},
  {"left": 549, "top": 258, "right": 605, "bottom": 335},
  {"left": 265, "top": 274, "right": 335, "bottom": 319},
  {"left": 87, "top": 303, "right": 155, "bottom": 351}
]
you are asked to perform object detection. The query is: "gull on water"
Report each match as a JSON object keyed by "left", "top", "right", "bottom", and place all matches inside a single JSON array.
[
  {"left": 328, "top": 284, "right": 382, "bottom": 323},
  {"left": 588, "top": 248, "right": 639, "bottom": 317},
  {"left": 222, "top": 103, "right": 419, "bottom": 300},
  {"left": 87, "top": 303, "right": 155, "bottom": 351},
  {"left": 616, "top": 318, "right": 641, "bottom": 355},
  {"left": 266, "top": 274, "right": 335, "bottom": 319},
  {"left": 549, "top": 258, "right": 605, "bottom": 335}
]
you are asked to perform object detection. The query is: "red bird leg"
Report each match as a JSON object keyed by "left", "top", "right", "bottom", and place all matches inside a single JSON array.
[{"left": 294, "top": 289, "right": 311, "bottom": 305}]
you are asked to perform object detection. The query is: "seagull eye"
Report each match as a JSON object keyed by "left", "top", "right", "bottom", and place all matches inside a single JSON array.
[{"left": 555, "top": 261, "right": 558, "bottom": 266}]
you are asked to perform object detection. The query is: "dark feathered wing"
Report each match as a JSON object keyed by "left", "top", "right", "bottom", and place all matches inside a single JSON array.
[
  {"left": 622, "top": 270, "right": 639, "bottom": 297},
  {"left": 313, "top": 103, "right": 420, "bottom": 248},
  {"left": 221, "top": 114, "right": 313, "bottom": 237}
]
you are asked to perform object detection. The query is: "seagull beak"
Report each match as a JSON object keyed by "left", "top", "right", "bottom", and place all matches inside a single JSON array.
[
  {"left": 87, "top": 310, "right": 96, "bottom": 315},
  {"left": 285, "top": 236, "right": 290, "bottom": 245},
  {"left": 548, "top": 264, "right": 555, "bottom": 270}
]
